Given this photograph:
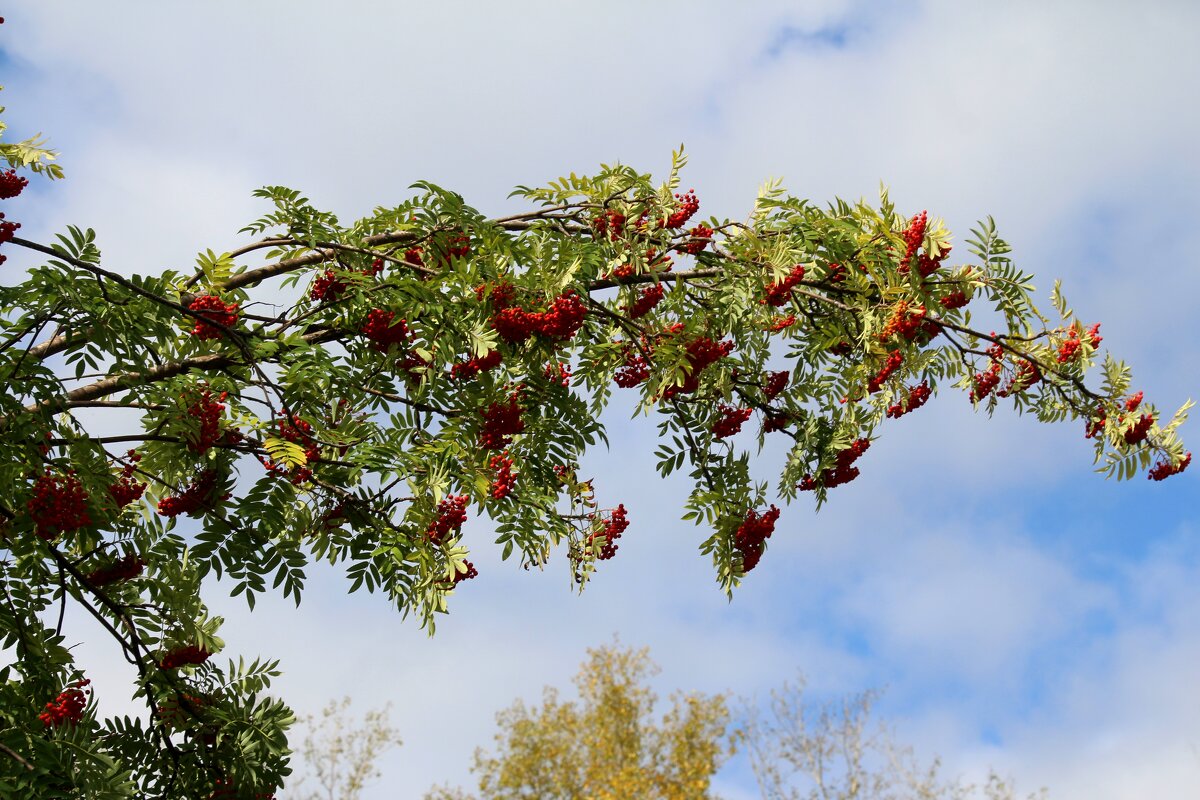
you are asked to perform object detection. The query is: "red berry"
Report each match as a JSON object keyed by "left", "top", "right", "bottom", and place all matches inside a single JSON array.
[{"left": 0, "top": 169, "right": 29, "bottom": 199}]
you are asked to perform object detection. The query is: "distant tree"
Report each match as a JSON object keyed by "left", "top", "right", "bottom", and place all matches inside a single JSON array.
[
  {"left": 425, "top": 644, "right": 735, "bottom": 800},
  {"left": 288, "top": 697, "right": 401, "bottom": 800},
  {"left": 742, "top": 676, "right": 1047, "bottom": 800}
]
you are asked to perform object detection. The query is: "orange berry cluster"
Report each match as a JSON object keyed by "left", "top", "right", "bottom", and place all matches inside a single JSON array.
[
  {"left": 426, "top": 495, "right": 469, "bottom": 543},
  {"left": 734, "top": 505, "right": 780, "bottom": 572},
  {"left": 663, "top": 189, "right": 700, "bottom": 229},
  {"left": 160, "top": 644, "right": 211, "bottom": 670},
  {"left": 867, "top": 350, "right": 904, "bottom": 394},
  {"left": 886, "top": 382, "right": 932, "bottom": 419},
  {"left": 39, "top": 679, "right": 91, "bottom": 728},
  {"left": 799, "top": 439, "right": 871, "bottom": 491},
  {"left": 897, "top": 211, "right": 927, "bottom": 273},
  {"left": 28, "top": 470, "right": 91, "bottom": 541},
  {"left": 85, "top": 554, "right": 145, "bottom": 587},
  {"left": 761, "top": 265, "right": 806, "bottom": 307},
  {"left": 188, "top": 295, "right": 239, "bottom": 340}
]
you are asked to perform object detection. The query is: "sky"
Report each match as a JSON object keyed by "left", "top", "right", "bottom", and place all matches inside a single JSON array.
[{"left": 2, "top": 1, "right": 1199, "bottom": 798}]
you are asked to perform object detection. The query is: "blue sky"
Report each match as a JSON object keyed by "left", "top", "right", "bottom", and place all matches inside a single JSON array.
[{"left": 2, "top": 2, "right": 1198, "bottom": 798}]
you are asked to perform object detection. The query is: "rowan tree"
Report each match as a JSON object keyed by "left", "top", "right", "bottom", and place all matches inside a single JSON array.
[
  {"left": 424, "top": 643, "right": 735, "bottom": 800},
  {"left": 0, "top": 15, "right": 1192, "bottom": 798}
]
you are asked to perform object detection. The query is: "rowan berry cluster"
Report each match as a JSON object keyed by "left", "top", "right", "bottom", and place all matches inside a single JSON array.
[
  {"left": 160, "top": 645, "right": 211, "bottom": 670},
  {"left": 479, "top": 393, "right": 525, "bottom": 449},
  {"left": 544, "top": 361, "right": 572, "bottom": 387},
  {"left": 609, "top": 248, "right": 674, "bottom": 280},
  {"left": 662, "top": 337, "right": 734, "bottom": 399},
  {"left": 762, "top": 411, "right": 790, "bottom": 433},
  {"left": 85, "top": 554, "right": 145, "bottom": 587},
  {"left": 39, "top": 679, "right": 91, "bottom": 728},
  {"left": 489, "top": 453, "right": 515, "bottom": 499},
  {"left": 886, "top": 382, "right": 932, "bottom": 419},
  {"left": 426, "top": 494, "right": 469, "bottom": 543},
  {"left": 1149, "top": 452, "right": 1191, "bottom": 481},
  {"left": 444, "top": 234, "right": 471, "bottom": 261},
  {"left": 276, "top": 412, "right": 320, "bottom": 463},
  {"left": 1124, "top": 391, "right": 1144, "bottom": 412},
  {"left": 998, "top": 360, "right": 1042, "bottom": 397},
  {"left": 0, "top": 169, "right": 28, "bottom": 199},
  {"left": 361, "top": 309, "right": 410, "bottom": 352},
  {"left": 491, "top": 290, "right": 588, "bottom": 344},
  {"left": 210, "top": 777, "right": 276, "bottom": 800},
  {"left": 1123, "top": 413, "right": 1154, "bottom": 445},
  {"left": 1057, "top": 323, "right": 1102, "bottom": 362},
  {"left": 940, "top": 290, "right": 970, "bottom": 310},
  {"left": 663, "top": 189, "right": 700, "bottom": 229},
  {"left": 0, "top": 212, "right": 19, "bottom": 264},
  {"left": 627, "top": 284, "right": 665, "bottom": 319},
  {"left": 592, "top": 209, "right": 626, "bottom": 240},
  {"left": 310, "top": 260, "right": 381, "bottom": 303},
  {"left": 451, "top": 349, "right": 503, "bottom": 380},
  {"left": 188, "top": 295, "right": 239, "bottom": 340},
  {"left": 614, "top": 347, "right": 651, "bottom": 387},
  {"left": 733, "top": 505, "right": 780, "bottom": 572},
  {"left": 799, "top": 439, "right": 871, "bottom": 491},
  {"left": 1084, "top": 405, "right": 1106, "bottom": 439},
  {"left": 680, "top": 223, "right": 713, "bottom": 255},
  {"left": 184, "top": 388, "right": 228, "bottom": 454},
  {"left": 451, "top": 560, "right": 479, "bottom": 585},
  {"left": 867, "top": 350, "right": 904, "bottom": 394},
  {"left": 767, "top": 314, "right": 797, "bottom": 332},
  {"left": 764, "top": 370, "right": 789, "bottom": 399},
  {"left": 761, "top": 265, "right": 806, "bottom": 307},
  {"left": 824, "top": 262, "right": 847, "bottom": 283},
  {"left": 587, "top": 504, "right": 629, "bottom": 560},
  {"left": 879, "top": 301, "right": 927, "bottom": 341},
  {"left": 897, "top": 211, "right": 927, "bottom": 273},
  {"left": 157, "top": 470, "right": 227, "bottom": 518},
  {"left": 403, "top": 246, "right": 425, "bottom": 267},
  {"left": 970, "top": 361, "right": 1003, "bottom": 402},
  {"left": 28, "top": 470, "right": 91, "bottom": 540},
  {"left": 712, "top": 404, "right": 753, "bottom": 439}
]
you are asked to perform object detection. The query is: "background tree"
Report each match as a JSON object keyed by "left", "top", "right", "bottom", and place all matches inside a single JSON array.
[
  {"left": 0, "top": 13, "right": 1191, "bottom": 796},
  {"left": 742, "top": 677, "right": 1045, "bottom": 800},
  {"left": 424, "top": 643, "right": 735, "bottom": 800},
  {"left": 288, "top": 697, "right": 401, "bottom": 800}
]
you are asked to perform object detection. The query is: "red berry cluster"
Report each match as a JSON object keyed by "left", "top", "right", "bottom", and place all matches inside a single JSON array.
[
  {"left": 451, "top": 349, "right": 503, "bottom": 381},
  {"left": 592, "top": 209, "right": 626, "bottom": 240},
  {"left": 85, "top": 554, "right": 145, "bottom": 587},
  {"left": 404, "top": 246, "right": 425, "bottom": 267},
  {"left": 309, "top": 261, "right": 379, "bottom": 303},
  {"left": 762, "top": 411, "right": 790, "bottom": 433},
  {"left": 489, "top": 453, "right": 515, "bottom": 499},
  {"left": 897, "top": 211, "right": 927, "bottom": 273},
  {"left": 184, "top": 388, "right": 228, "bottom": 454},
  {"left": 998, "top": 359, "right": 1042, "bottom": 397},
  {"left": 1123, "top": 413, "right": 1154, "bottom": 445},
  {"left": 824, "top": 262, "right": 847, "bottom": 283},
  {"left": 0, "top": 169, "right": 28, "bottom": 199},
  {"left": 733, "top": 505, "right": 780, "bottom": 572},
  {"left": 210, "top": 777, "right": 276, "bottom": 800},
  {"left": 544, "top": 361, "right": 572, "bottom": 387},
  {"left": 761, "top": 265, "right": 806, "bottom": 307},
  {"left": 479, "top": 393, "right": 525, "bottom": 449},
  {"left": 879, "top": 301, "right": 927, "bottom": 341},
  {"left": 444, "top": 234, "right": 471, "bottom": 261},
  {"left": 680, "top": 223, "right": 713, "bottom": 255},
  {"left": 867, "top": 350, "right": 904, "bottom": 394},
  {"left": 609, "top": 248, "right": 674, "bottom": 280},
  {"left": 39, "top": 679, "right": 91, "bottom": 728},
  {"left": 451, "top": 560, "right": 479, "bottom": 585},
  {"left": 628, "top": 284, "right": 665, "bottom": 319},
  {"left": 361, "top": 309, "right": 410, "bottom": 352},
  {"left": 1057, "top": 323, "right": 1102, "bottom": 362},
  {"left": 663, "top": 189, "right": 700, "bottom": 229},
  {"left": 491, "top": 290, "right": 588, "bottom": 344},
  {"left": 108, "top": 459, "right": 147, "bottom": 509},
  {"left": 277, "top": 412, "right": 321, "bottom": 463},
  {"left": 160, "top": 645, "right": 211, "bottom": 670},
  {"left": 799, "top": 439, "right": 871, "bottom": 491},
  {"left": 1084, "top": 404, "right": 1106, "bottom": 440},
  {"left": 767, "top": 314, "right": 797, "bottom": 332},
  {"left": 940, "top": 290, "right": 970, "bottom": 310},
  {"left": 157, "top": 470, "right": 228, "bottom": 518},
  {"left": 188, "top": 295, "right": 239, "bottom": 340},
  {"left": 712, "top": 404, "right": 753, "bottom": 439},
  {"left": 28, "top": 470, "right": 91, "bottom": 540},
  {"left": 587, "top": 504, "right": 629, "bottom": 560},
  {"left": 970, "top": 361, "right": 1003, "bottom": 402},
  {"left": 662, "top": 337, "right": 735, "bottom": 399},
  {"left": 426, "top": 494, "right": 469, "bottom": 542},
  {"left": 0, "top": 212, "right": 19, "bottom": 265},
  {"left": 828, "top": 341, "right": 854, "bottom": 357},
  {"left": 1124, "top": 391, "right": 1144, "bottom": 412},
  {"left": 1149, "top": 452, "right": 1192, "bottom": 481},
  {"left": 614, "top": 346, "right": 651, "bottom": 388},
  {"left": 764, "top": 370, "right": 789, "bottom": 399},
  {"left": 886, "top": 382, "right": 932, "bottom": 419}
]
